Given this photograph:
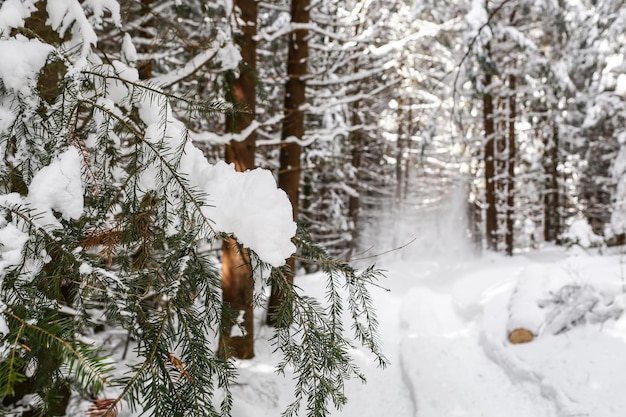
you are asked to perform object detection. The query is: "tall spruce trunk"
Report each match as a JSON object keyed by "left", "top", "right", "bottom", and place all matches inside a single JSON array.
[
  {"left": 483, "top": 73, "right": 497, "bottom": 251},
  {"left": 395, "top": 98, "right": 405, "bottom": 201},
  {"left": 505, "top": 74, "right": 516, "bottom": 256},
  {"left": 348, "top": 103, "right": 362, "bottom": 253},
  {"left": 219, "top": 0, "right": 257, "bottom": 359},
  {"left": 267, "top": 0, "right": 309, "bottom": 327},
  {"left": 544, "top": 122, "right": 561, "bottom": 243}
]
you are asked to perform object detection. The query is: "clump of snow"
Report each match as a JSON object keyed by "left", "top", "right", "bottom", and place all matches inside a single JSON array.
[
  {"left": 0, "top": 220, "right": 29, "bottom": 273},
  {"left": 0, "top": 0, "right": 37, "bottom": 34},
  {"left": 121, "top": 33, "right": 137, "bottom": 65},
  {"left": 82, "top": 0, "right": 121, "bottom": 27},
  {"left": 0, "top": 36, "right": 54, "bottom": 95},
  {"left": 137, "top": 93, "right": 295, "bottom": 267},
  {"left": 28, "top": 146, "right": 85, "bottom": 223},
  {"left": 46, "top": 0, "right": 98, "bottom": 63},
  {"left": 0, "top": 194, "right": 49, "bottom": 286},
  {"left": 201, "top": 161, "right": 297, "bottom": 267},
  {"left": 465, "top": 0, "right": 488, "bottom": 30},
  {"left": 79, "top": 262, "right": 93, "bottom": 275},
  {"left": 617, "top": 73, "right": 626, "bottom": 96},
  {"left": 105, "top": 60, "right": 140, "bottom": 107},
  {"left": 217, "top": 43, "right": 242, "bottom": 71}
]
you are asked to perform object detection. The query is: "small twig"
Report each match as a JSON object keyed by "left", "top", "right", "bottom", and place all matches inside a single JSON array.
[
  {"left": 122, "top": 330, "right": 132, "bottom": 361},
  {"left": 347, "top": 238, "right": 417, "bottom": 262},
  {"left": 450, "top": 0, "right": 515, "bottom": 127},
  {"left": 293, "top": 238, "right": 415, "bottom": 267}
]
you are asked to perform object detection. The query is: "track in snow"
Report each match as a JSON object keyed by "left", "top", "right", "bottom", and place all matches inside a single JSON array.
[{"left": 398, "top": 282, "right": 559, "bottom": 417}]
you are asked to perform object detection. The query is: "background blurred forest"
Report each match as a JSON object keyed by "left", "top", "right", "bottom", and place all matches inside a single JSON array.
[
  {"left": 1, "top": 1, "right": 626, "bottom": 416},
  {"left": 112, "top": 0, "right": 626, "bottom": 259}
]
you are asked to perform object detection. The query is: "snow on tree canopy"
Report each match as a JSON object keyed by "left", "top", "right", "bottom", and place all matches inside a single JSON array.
[
  {"left": 0, "top": 36, "right": 53, "bottom": 95},
  {"left": 0, "top": 0, "right": 37, "bottom": 33},
  {"left": 0, "top": 219, "right": 29, "bottom": 274},
  {"left": 28, "top": 147, "right": 85, "bottom": 223}
]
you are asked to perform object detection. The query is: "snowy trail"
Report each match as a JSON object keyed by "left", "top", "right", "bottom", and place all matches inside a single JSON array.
[
  {"left": 399, "top": 284, "right": 558, "bottom": 417},
  {"left": 326, "top": 259, "right": 558, "bottom": 417}
]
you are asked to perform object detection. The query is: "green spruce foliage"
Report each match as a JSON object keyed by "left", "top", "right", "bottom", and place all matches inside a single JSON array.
[{"left": 0, "top": 2, "right": 386, "bottom": 417}]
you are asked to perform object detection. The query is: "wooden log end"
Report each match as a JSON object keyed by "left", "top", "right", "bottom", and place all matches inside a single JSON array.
[{"left": 508, "top": 328, "right": 534, "bottom": 344}]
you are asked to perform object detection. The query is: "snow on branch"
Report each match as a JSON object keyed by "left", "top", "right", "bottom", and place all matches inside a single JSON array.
[
  {"left": 190, "top": 120, "right": 259, "bottom": 144},
  {"left": 256, "top": 22, "right": 353, "bottom": 43},
  {"left": 152, "top": 42, "right": 241, "bottom": 88}
]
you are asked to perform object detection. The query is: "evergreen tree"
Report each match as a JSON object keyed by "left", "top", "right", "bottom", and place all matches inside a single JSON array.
[{"left": 0, "top": 1, "right": 387, "bottom": 416}]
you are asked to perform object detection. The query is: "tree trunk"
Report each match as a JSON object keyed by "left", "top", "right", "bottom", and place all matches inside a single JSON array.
[
  {"left": 543, "top": 121, "right": 560, "bottom": 243},
  {"left": 267, "top": 0, "right": 309, "bottom": 327},
  {"left": 403, "top": 98, "right": 413, "bottom": 201},
  {"left": 349, "top": 100, "right": 362, "bottom": 254},
  {"left": 483, "top": 73, "right": 497, "bottom": 251},
  {"left": 136, "top": 0, "right": 155, "bottom": 80},
  {"left": 505, "top": 74, "right": 516, "bottom": 256},
  {"left": 219, "top": 239, "right": 255, "bottom": 359},
  {"left": 395, "top": 98, "right": 405, "bottom": 202},
  {"left": 219, "top": 0, "right": 257, "bottom": 359}
]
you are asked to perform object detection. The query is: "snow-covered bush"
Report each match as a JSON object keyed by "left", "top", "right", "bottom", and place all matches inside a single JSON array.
[
  {"left": 0, "top": 2, "right": 386, "bottom": 416},
  {"left": 507, "top": 263, "right": 624, "bottom": 340},
  {"left": 562, "top": 217, "right": 605, "bottom": 248},
  {"left": 539, "top": 284, "right": 623, "bottom": 335}
]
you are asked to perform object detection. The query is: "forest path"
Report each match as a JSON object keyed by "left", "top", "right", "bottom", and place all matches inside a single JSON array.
[
  {"left": 394, "top": 262, "right": 560, "bottom": 417},
  {"left": 342, "top": 179, "right": 559, "bottom": 416}
]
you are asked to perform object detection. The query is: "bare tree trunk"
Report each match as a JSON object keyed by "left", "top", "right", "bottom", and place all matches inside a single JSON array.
[
  {"left": 404, "top": 98, "right": 413, "bottom": 200},
  {"left": 496, "top": 97, "right": 507, "bottom": 251},
  {"left": 395, "top": 98, "right": 405, "bottom": 202},
  {"left": 505, "top": 74, "right": 516, "bottom": 256},
  {"left": 543, "top": 121, "right": 560, "bottom": 243},
  {"left": 219, "top": 0, "right": 257, "bottom": 359},
  {"left": 484, "top": 73, "right": 497, "bottom": 251},
  {"left": 349, "top": 100, "right": 362, "bottom": 253},
  {"left": 136, "top": 0, "right": 155, "bottom": 80},
  {"left": 267, "top": 0, "right": 309, "bottom": 327}
]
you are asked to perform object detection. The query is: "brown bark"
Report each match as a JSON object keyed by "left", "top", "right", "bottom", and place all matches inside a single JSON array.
[
  {"left": 543, "top": 122, "right": 561, "bottom": 243},
  {"left": 267, "top": 0, "right": 309, "bottom": 327},
  {"left": 219, "top": 0, "right": 257, "bottom": 358},
  {"left": 219, "top": 239, "right": 255, "bottom": 359},
  {"left": 484, "top": 73, "right": 497, "bottom": 251},
  {"left": 403, "top": 98, "right": 413, "bottom": 202},
  {"left": 137, "top": 0, "right": 156, "bottom": 80},
  {"left": 348, "top": 100, "right": 362, "bottom": 253},
  {"left": 505, "top": 74, "right": 516, "bottom": 256},
  {"left": 395, "top": 98, "right": 405, "bottom": 201}
]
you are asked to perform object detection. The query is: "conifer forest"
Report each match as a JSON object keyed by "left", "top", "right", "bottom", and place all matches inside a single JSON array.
[{"left": 1, "top": 1, "right": 626, "bottom": 416}]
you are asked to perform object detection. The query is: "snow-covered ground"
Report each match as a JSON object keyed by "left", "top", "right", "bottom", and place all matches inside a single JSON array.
[
  {"left": 229, "top": 184, "right": 626, "bottom": 417},
  {"left": 232, "top": 245, "right": 626, "bottom": 417}
]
